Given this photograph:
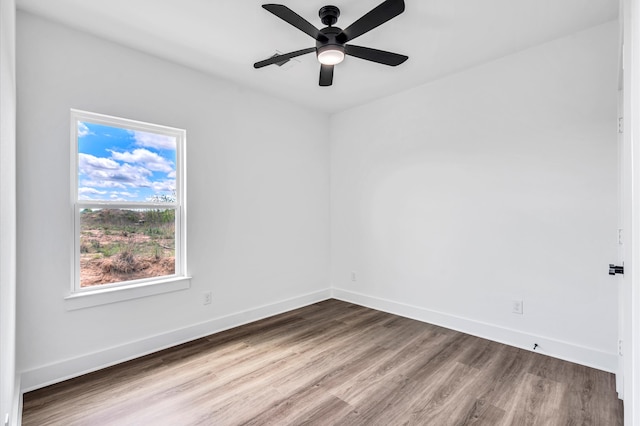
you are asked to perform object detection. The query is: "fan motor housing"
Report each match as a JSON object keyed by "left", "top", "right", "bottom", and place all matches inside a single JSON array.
[
  {"left": 317, "top": 26, "right": 344, "bottom": 48},
  {"left": 319, "top": 5, "right": 340, "bottom": 26}
]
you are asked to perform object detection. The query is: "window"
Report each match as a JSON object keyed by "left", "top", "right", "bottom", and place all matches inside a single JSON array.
[{"left": 70, "top": 109, "right": 187, "bottom": 296}]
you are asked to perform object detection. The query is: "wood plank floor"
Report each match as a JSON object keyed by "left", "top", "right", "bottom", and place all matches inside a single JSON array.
[{"left": 22, "top": 299, "right": 623, "bottom": 425}]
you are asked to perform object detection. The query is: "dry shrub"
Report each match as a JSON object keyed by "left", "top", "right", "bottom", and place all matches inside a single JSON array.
[
  {"left": 82, "top": 254, "right": 175, "bottom": 287},
  {"left": 158, "top": 257, "right": 175, "bottom": 274},
  {"left": 99, "top": 251, "right": 149, "bottom": 274},
  {"left": 112, "top": 250, "right": 136, "bottom": 273},
  {"left": 98, "top": 257, "right": 110, "bottom": 273}
]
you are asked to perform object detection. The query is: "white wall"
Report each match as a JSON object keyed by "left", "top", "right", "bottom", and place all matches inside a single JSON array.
[
  {"left": 331, "top": 22, "right": 620, "bottom": 371},
  {"left": 16, "top": 12, "right": 330, "bottom": 390},
  {"left": 1, "top": 0, "right": 18, "bottom": 422}
]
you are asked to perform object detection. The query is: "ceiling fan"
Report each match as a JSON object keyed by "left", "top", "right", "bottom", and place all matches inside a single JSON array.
[{"left": 253, "top": 0, "right": 408, "bottom": 87}]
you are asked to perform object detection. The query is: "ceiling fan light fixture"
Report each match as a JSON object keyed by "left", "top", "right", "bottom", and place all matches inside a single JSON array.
[
  {"left": 317, "top": 45, "right": 345, "bottom": 65},
  {"left": 255, "top": 1, "right": 408, "bottom": 86}
]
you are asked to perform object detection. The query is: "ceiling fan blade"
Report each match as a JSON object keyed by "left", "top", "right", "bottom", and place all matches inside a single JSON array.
[
  {"left": 345, "top": 44, "right": 408, "bottom": 66},
  {"left": 262, "top": 4, "right": 328, "bottom": 42},
  {"left": 337, "top": 0, "right": 405, "bottom": 44},
  {"left": 254, "top": 47, "right": 316, "bottom": 68},
  {"left": 319, "top": 64, "right": 334, "bottom": 86}
]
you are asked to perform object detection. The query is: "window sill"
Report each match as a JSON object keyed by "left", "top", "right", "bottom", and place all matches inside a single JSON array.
[{"left": 65, "top": 276, "right": 191, "bottom": 310}]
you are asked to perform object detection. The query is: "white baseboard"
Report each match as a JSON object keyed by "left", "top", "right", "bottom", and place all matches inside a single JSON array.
[
  {"left": 332, "top": 287, "right": 618, "bottom": 373},
  {"left": 20, "top": 289, "right": 331, "bottom": 393},
  {"left": 20, "top": 286, "right": 617, "bottom": 395}
]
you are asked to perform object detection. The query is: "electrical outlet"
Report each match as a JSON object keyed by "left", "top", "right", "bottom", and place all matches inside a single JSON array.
[
  {"left": 203, "top": 291, "right": 212, "bottom": 305},
  {"left": 351, "top": 271, "right": 357, "bottom": 281},
  {"left": 512, "top": 300, "right": 523, "bottom": 315},
  {"left": 619, "top": 339, "right": 623, "bottom": 356}
]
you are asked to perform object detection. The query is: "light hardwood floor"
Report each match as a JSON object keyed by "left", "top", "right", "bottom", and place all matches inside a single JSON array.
[{"left": 22, "top": 299, "right": 623, "bottom": 425}]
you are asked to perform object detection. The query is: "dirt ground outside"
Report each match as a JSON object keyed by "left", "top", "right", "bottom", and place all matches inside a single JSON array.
[{"left": 79, "top": 209, "right": 176, "bottom": 287}]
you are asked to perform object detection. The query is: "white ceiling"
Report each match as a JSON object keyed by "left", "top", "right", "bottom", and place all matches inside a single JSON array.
[{"left": 16, "top": 0, "right": 618, "bottom": 113}]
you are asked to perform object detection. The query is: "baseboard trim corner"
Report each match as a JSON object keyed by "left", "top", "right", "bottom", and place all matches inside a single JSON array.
[{"left": 332, "top": 288, "right": 617, "bottom": 373}]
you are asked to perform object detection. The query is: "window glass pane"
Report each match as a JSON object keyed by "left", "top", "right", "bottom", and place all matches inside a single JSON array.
[
  {"left": 77, "top": 122, "right": 176, "bottom": 202},
  {"left": 79, "top": 208, "right": 176, "bottom": 287}
]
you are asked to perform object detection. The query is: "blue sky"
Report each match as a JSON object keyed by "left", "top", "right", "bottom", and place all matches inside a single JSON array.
[{"left": 77, "top": 121, "right": 176, "bottom": 202}]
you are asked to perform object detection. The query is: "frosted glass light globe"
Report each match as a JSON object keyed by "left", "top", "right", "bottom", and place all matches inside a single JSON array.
[{"left": 317, "top": 46, "right": 345, "bottom": 65}]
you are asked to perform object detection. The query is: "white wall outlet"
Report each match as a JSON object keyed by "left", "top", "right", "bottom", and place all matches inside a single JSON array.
[
  {"left": 512, "top": 300, "right": 523, "bottom": 315},
  {"left": 203, "top": 291, "right": 212, "bottom": 305},
  {"left": 351, "top": 271, "right": 357, "bottom": 281}
]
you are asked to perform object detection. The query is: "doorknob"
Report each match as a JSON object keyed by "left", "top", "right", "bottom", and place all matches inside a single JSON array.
[{"left": 609, "top": 264, "right": 624, "bottom": 275}]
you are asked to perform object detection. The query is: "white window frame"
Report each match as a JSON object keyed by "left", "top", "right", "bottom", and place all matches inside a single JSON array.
[{"left": 66, "top": 109, "right": 189, "bottom": 309}]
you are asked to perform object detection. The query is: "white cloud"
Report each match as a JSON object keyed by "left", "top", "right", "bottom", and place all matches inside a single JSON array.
[
  {"left": 131, "top": 130, "right": 176, "bottom": 151},
  {"left": 78, "top": 122, "right": 91, "bottom": 138},
  {"left": 110, "top": 148, "right": 174, "bottom": 173},
  {"left": 78, "top": 187, "right": 107, "bottom": 195},
  {"left": 79, "top": 153, "right": 119, "bottom": 171},
  {"left": 151, "top": 179, "right": 176, "bottom": 193},
  {"left": 167, "top": 171, "right": 176, "bottom": 179},
  {"left": 117, "top": 191, "right": 138, "bottom": 198},
  {"left": 79, "top": 153, "right": 152, "bottom": 190},
  {"left": 80, "top": 179, "right": 126, "bottom": 190}
]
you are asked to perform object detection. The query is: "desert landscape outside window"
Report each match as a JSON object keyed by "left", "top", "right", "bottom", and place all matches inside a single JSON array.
[{"left": 71, "top": 109, "right": 186, "bottom": 290}]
